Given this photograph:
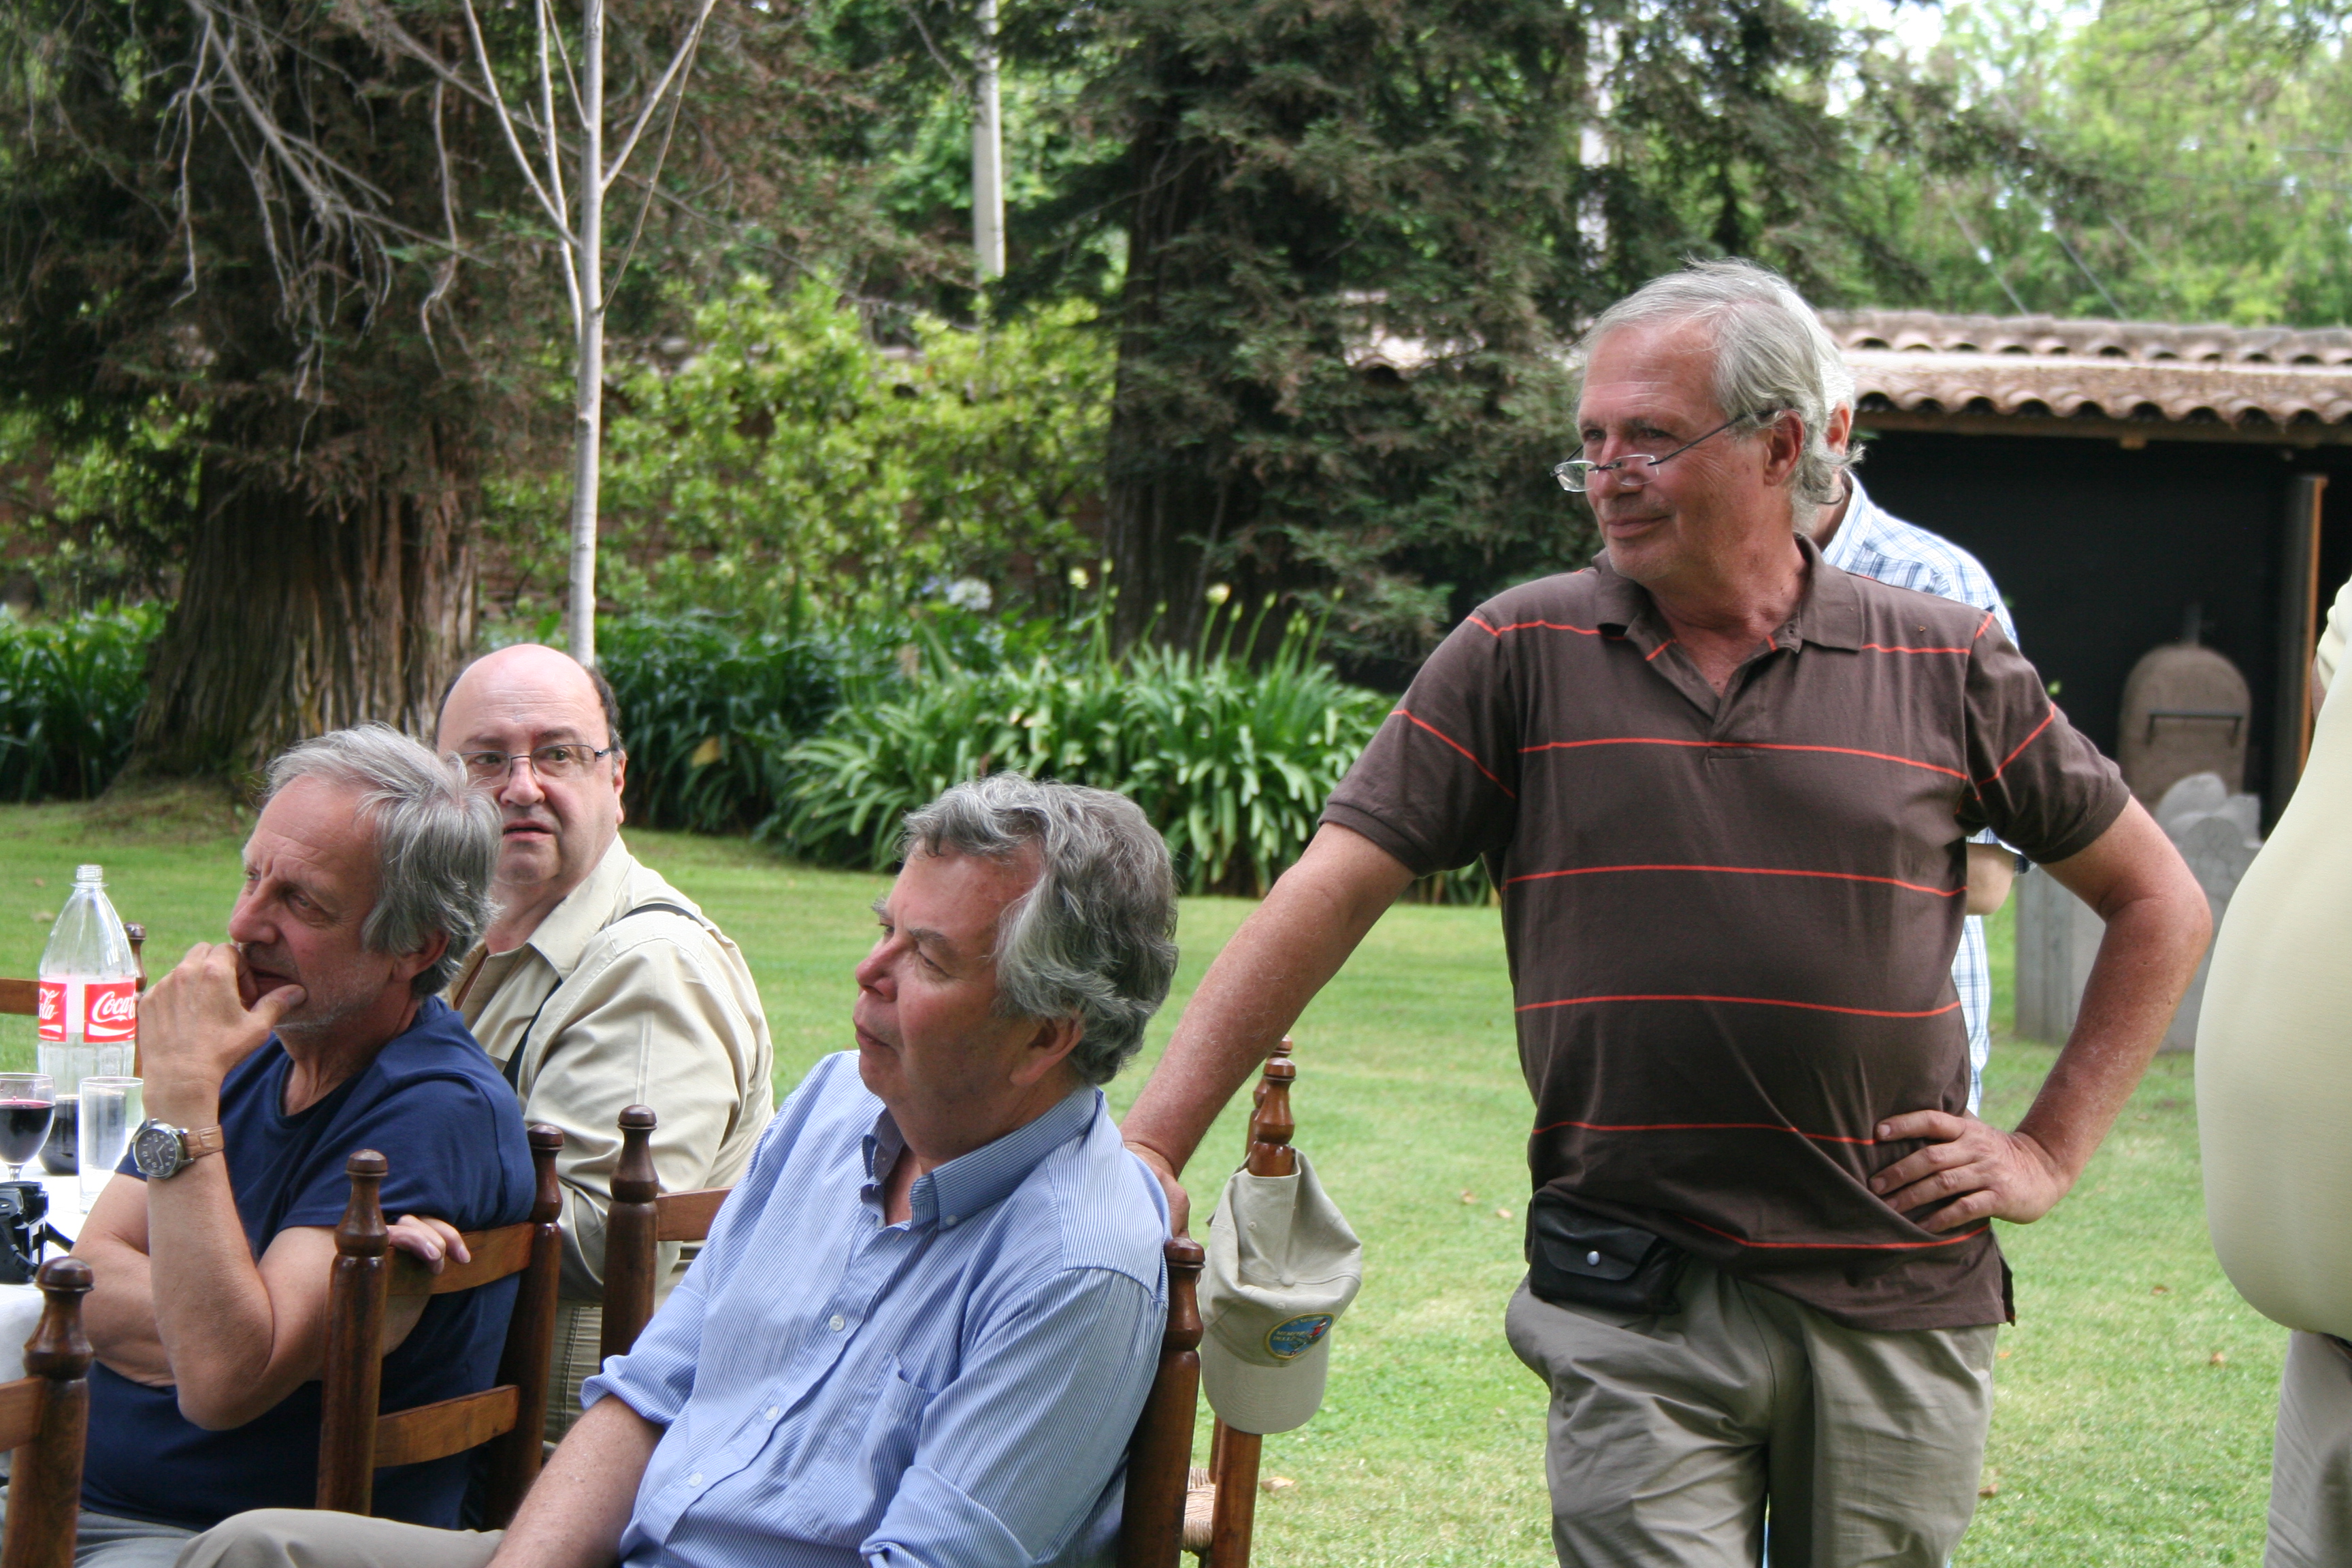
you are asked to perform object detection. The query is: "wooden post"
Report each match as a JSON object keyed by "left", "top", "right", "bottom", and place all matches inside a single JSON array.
[
  {"left": 601, "top": 1105, "right": 662, "bottom": 1363},
  {"left": 2273, "top": 472, "right": 2328, "bottom": 823},
  {"left": 1218, "top": 1043, "right": 1297, "bottom": 1477},
  {"left": 1118, "top": 1238, "right": 1205, "bottom": 1568},
  {"left": 482, "top": 1125, "right": 567, "bottom": 1526},
  {"left": 2, "top": 1257, "right": 93, "bottom": 1568},
  {"left": 1205, "top": 1053, "right": 1300, "bottom": 1568},
  {"left": 317, "top": 1152, "right": 390, "bottom": 1514}
]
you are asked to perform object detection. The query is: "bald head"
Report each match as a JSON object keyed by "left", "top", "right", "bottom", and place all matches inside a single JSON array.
[{"left": 436, "top": 644, "right": 630, "bottom": 946}]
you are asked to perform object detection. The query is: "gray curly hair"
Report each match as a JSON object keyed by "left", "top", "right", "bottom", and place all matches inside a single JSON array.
[
  {"left": 898, "top": 774, "right": 1179, "bottom": 1086},
  {"left": 265, "top": 724, "right": 500, "bottom": 997},
  {"left": 1577, "top": 257, "right": 1854, "bottom": 521}
]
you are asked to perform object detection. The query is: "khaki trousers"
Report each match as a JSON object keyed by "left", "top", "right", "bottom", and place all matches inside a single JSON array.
[
  {"left": 2269, "top": 1330, "right": 2352, "bottom": 1567},
  {"left": 1505, "top": 1262, "right": 1996, "bottom": 1568},
  {"left": 173, "top": 1511, "right": 499, "bottom": 1568}
]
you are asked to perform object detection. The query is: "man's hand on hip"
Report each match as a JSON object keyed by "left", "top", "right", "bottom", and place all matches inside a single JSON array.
[
  {"left": 140, "top": 943, "right": 304, "bottom": 1121},
  {"left": 1868, "top": 1110, "right": 2073, "bottom": 1231}
]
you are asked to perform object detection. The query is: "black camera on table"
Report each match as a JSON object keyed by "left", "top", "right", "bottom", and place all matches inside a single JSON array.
[{"left": 0, "top": 1179, "right": 70, "bottom": 1286}]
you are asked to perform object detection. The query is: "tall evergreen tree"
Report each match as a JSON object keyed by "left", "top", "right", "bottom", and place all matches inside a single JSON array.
[{"left": 991, "top": 0, "right": 1985, "bottom": 672}]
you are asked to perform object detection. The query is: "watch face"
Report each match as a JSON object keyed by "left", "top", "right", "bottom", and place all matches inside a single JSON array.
[{"left": 133, "top": 1122, "right": 182, "bottom": 1179}]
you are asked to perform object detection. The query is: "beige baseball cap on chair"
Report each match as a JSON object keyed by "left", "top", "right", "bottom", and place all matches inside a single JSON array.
[{"left": 1198, "top": 1149, "right": 1363, "bottom": 1435}]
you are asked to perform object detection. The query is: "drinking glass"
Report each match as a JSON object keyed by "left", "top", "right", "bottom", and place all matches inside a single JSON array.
[
  {"left": 0, "top": 1073, "right": 56, "bottom": 1181},
  {"left": 78, "top": 1077, "right": 142, "bottom": 1210}
]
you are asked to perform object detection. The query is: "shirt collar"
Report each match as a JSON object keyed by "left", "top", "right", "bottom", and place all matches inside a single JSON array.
[
  {"left": 519, "top": 836, "right": 636, "bottom": 973},
  {"left": 1818, "top": 474, "right": 1892, "bottom": 574},
  {"left": 861, "top": 1085, "right": 1102, "bottom": 1232},
  {"left": 1590, "top": 531, "right": 1862, "bottom": 653}
]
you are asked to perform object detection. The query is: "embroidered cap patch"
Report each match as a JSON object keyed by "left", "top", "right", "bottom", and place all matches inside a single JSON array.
[{"left": 1264, "top": 1313, "right": 1335, "bottom": 1360}]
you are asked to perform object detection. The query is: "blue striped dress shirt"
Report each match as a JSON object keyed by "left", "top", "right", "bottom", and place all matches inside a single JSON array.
[
  {"left": 1820, "top": 476, "right": 2018, "bottom": 1110},
  {"left": 583, "top": 1051, "right": 1170, "bottom": 1567}
]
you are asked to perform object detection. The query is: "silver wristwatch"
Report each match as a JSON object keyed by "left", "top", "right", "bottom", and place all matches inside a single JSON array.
[{"left": 131, "top": 1118, "right": 226, "bottom": 1180}]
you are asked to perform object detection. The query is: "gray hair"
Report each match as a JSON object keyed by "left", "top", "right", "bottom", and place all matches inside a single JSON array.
[
  {"left": 265, "top": 724, "right": 500, "bottom": 997},
  {"left": 1578, "top": 257, "right": 1853, "bottom": 518},
  {"left": 898, "top": 773, "right": 1179, "bottom": 1086}
]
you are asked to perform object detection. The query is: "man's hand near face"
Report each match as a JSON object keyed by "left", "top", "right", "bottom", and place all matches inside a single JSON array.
[{"left": 138, "top": 943, "right": 306, "bottom": 1130}]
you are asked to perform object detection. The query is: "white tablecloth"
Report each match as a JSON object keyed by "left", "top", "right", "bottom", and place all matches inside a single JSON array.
[{"left": 0, "top": 1170, "right": 92, "bottom": 1384}]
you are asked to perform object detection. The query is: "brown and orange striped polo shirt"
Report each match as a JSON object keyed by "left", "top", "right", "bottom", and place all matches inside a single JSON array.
[{"left": 1324, "top": 536, "right": 2129, "bottom": 1330}]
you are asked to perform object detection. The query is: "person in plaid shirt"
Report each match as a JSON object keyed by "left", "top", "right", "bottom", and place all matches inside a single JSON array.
[{"left": 1809, "top": 448, "right": 2022, "bottom": 1110}]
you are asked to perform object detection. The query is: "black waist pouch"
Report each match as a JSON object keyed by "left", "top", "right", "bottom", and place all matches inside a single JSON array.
[{"left": 1526, "top": 1190, "right": 1687, "bottom": 1315}]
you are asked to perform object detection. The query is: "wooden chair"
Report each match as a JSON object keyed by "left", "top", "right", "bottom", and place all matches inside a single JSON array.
[
  {"left": 316, "top": 1125, "right": 565, "bottom": 1525},
  {"left": 0, "top": 1258, "right": 95, "bottom": 1568},
  {"left": 598, "top": 1105, "right": 731, "bottom": 1362}
]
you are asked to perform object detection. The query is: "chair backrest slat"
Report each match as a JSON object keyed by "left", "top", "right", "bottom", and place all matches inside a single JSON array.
[
  {"left": 316, "top": 1126, "right": 565, "bottom": 1526},
  {"left": 387, "top": 1224, "right": 536, "bottom": 1297},
  {"left": 655, "top": 1188, "right": 728, "bottom": 1244},
  {"left": 372, "top": 1385, "right": 520, "bottom": 1470},
  {"left": 0, "top": 1377, "right": 44, "bottom": 1446},
  {"left": 1, "top": 1256, "right": 96, "bottom": 1568}
]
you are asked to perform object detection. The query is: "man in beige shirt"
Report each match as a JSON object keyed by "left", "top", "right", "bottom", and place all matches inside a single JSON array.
[{"left": 436, "top": 644, "right": 775, "bottom": 1433}]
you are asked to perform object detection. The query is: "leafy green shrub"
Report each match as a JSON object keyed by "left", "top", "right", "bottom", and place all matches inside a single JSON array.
[
  {"left": 484, "top": 279, "right": 1112, "bottom": 630},
  {"left": 598, "top": 615, "right": 857, "bottom": 834},
  {"left": 770, "top": 609, "right": 1396, "bottom": 896},
  {"left": 594, "top": 606, "right": 1077, "bottom": 834},
  {"left": 0, "top": 604, "right": 161, "bottom": 801}
]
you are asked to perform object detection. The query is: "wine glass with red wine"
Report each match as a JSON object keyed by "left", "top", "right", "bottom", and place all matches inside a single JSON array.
[{"left": 0, "top": 1074, "right": 56, "bottom": 1181}]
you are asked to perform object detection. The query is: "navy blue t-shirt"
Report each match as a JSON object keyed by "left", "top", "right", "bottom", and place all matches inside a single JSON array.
[{"left": 81, "top": 996, "right": 534, "bottom": 1531}]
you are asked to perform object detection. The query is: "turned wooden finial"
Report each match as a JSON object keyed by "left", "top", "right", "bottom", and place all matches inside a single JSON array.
[
  {"left": 527, "top": 1124, "right": 566, "bottom": 1224},
  {"left": 335, "top": 1151, "right": 389, "bottom": 1260},
  {"left": 1247, "top": 1060, "right": 1296, "bottom": 1177},
  {"left": 612, "top": 1105, "right": 659, "bottom": 1209},
  {"left": 601, "top": 1106, "right": 662, "bottom": 1365},
  {"left": 22, "top": 1256, "right": 93, "bottom": 1382}
]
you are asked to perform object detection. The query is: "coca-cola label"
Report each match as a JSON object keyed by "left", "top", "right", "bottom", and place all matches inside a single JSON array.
[
  {"left": 35, "top": 980, "right": 66, "bottom": 1043},
  {"left": 84, "top": 980, "right": 137, "bottom": 1041}
]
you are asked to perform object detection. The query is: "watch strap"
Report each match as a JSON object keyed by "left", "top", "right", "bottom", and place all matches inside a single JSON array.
[{"left": 182, "top": 1126, "right": 225, "bottom": 1161}]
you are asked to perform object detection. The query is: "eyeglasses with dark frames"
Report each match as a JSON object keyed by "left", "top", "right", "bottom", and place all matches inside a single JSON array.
[{"left": 1551, "top": 409, "right": 1780, "bottom": 493}]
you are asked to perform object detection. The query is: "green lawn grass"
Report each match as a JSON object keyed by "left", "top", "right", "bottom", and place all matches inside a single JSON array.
[{"left": 0, "top": 806, "right": 2282, "bottom": 1564}]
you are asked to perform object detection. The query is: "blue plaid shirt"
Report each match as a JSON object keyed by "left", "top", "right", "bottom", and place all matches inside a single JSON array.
[
  {"left": 1820, "top": 476, "right": 2017, "bottom": 1110},
  {"left": 584, "top": 1053, "right": 1170, "bottom": 1567}
]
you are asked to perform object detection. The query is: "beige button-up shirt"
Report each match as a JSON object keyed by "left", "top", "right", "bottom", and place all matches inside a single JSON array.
[{"left": 451, "top": 838, "right": 774, "bottom": 1302}]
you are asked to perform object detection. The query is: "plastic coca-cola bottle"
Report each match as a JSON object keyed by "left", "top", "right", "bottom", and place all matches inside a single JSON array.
[{"left": 37, "top": 865, "right": 140, "bottom": 1098}]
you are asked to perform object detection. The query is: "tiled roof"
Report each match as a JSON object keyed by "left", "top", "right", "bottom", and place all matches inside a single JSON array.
[{"left": 1822, "top": 310, "right": 2352, "bottom": 435}]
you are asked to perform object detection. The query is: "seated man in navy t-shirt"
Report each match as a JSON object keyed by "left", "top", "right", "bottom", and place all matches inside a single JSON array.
[{"left": 38, "top": 726, "right": 536, "bottom": 1566}]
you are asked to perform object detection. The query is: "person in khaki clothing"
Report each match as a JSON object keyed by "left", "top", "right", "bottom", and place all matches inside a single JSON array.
[{"left": 435, "top": 643, "right": 775, "bottom": 1433}]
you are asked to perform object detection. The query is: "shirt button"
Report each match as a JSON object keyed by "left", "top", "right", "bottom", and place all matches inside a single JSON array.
[
  {"left": 943, "top": 1214, "right": 959, "bottom": 1228},
  {"left": 829, "top": 1313, "right": 847, "bottom": 1333},
  {"left": 687, "top": 1473, "right": 704, "bottom": 1487},
  {"left": 765, "top": 1406, "right": 780, "bottom": 1420}
]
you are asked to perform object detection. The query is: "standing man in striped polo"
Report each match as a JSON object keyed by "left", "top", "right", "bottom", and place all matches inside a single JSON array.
[{"left": 1121, "top": 259, "right": 2211, "bottom": 1567}]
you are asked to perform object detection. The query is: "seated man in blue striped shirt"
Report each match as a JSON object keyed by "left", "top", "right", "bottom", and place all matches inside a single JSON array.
[{"left": 182, "top": 773, "right": 1182, "bottom": 1568}]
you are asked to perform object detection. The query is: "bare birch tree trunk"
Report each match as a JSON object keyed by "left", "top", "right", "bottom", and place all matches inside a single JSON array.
[{"left": 568, "top": 0, "right": 607, "bottom": 669}]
